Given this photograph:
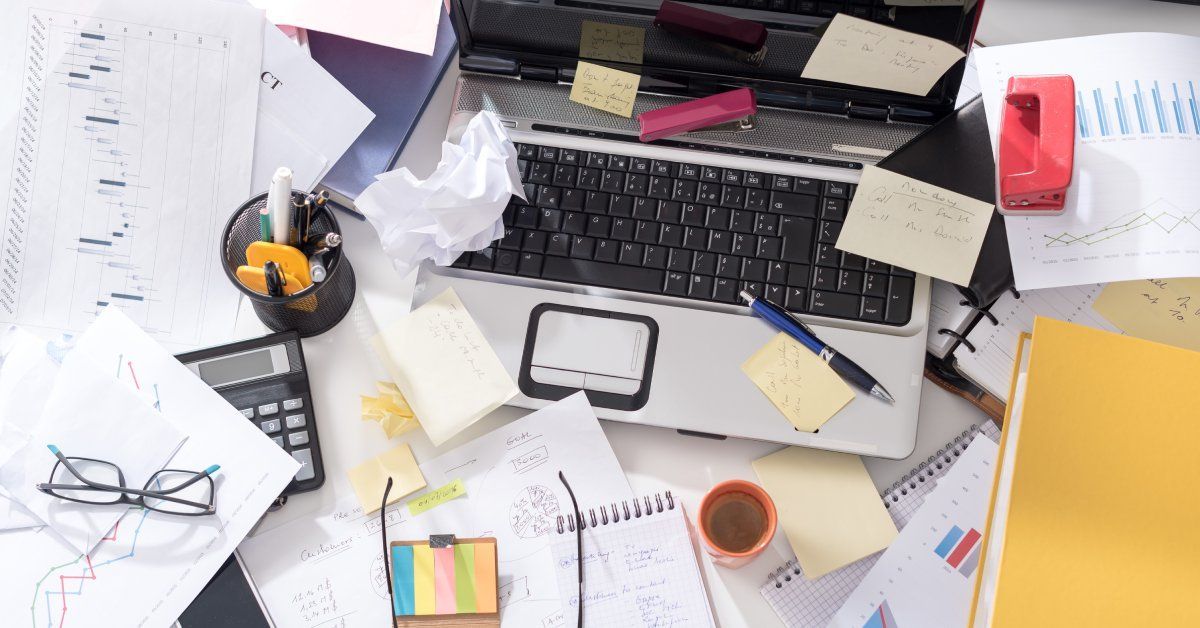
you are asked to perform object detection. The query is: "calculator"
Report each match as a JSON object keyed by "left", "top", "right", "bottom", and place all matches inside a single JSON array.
[{"left": 175, "top": 330, "right": 325, "bottom": 496}]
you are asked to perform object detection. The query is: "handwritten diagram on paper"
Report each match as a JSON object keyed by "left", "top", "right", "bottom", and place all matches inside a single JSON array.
[{"left": 0, "top": 1, "right": 261, "bottom": 349}]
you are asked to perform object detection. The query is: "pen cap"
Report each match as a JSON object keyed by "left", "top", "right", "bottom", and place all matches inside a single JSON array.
[{"left": 221, "top": 189, "right": 355, "bottom": 337}]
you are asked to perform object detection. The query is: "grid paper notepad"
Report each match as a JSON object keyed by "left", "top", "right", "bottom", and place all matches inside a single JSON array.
[
  {"left": 550, "top": 494, "right": 715, "bottom": 628},
  {"left": 759, "top": 421, "right": 1001, "bottom": 628}
]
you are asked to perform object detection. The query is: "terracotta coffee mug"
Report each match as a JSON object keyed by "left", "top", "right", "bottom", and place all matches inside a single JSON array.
[{"left": 697, "top": 480, "right": 777, "bottom": 568}]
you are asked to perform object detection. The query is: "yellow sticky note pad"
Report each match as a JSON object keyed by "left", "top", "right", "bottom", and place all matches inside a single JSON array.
[
  {"left": 579, "top": 21, "right": 645, "bottom": 64},
  {"left": 347, "top": 443, "right": 427, "bottom": 514},
  {"left": 407, "top": 479, "right": 467, "bottom": 516},
  {"left": 741, "top": 333, "right": 855, "bottom": 432},
  {"left": 569, "top": 61, "right": 640, "bottom": 118},
  {"left": 1093, "top": 278, "right": 1200, "bottom": 352}
]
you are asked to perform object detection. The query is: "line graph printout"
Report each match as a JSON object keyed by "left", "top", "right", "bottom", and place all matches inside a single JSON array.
[
  {"left": 0, "top": 0, "right": 262, "bottom": 349},
  {"left": 976, "top": 34, "right": 1200, "bottom": 290}
]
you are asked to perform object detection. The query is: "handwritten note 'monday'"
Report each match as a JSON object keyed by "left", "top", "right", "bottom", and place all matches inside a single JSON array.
[
  {"left": 801, "top": 13, "right": 966, "bottom": 96},
  {"left": 579, "top": 21, "right": 645, "bottom": 65},
  {"left": 835, "top": 165, "right": 993, "bottom": 286},
  {"left": 570, "top": 61, "right": 641, "bottom": 117},
  {"left": 1093, "top": 278, "right": 1200, "bottom": 352},
  {"left": 742, "top": 333, "right": 855, "bottom": 432}
]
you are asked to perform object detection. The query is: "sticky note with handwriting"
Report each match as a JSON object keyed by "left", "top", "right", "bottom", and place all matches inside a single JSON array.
[
  {"left": 1093, "top": 278, "right": 1200, "bottom": 352},
  {"left": 835, "top": 165, "right": 993, "bottom": 286},
  {"left": 741, "top": 333, "right": 855, "bottom": 432},
  {"left": 569, "top": 61, "right": 641, "bottom": 117},
  {"left": 408, "top": 478, "right": 467, "bottom": 516},
  {"left": 373, "top": 288, "right": 518, "bottom": 446},
  {"left": 579, "top": 21, "right": 645, "bottom": 64},
  {"left": 801, "top": 13, "right": 966, "bottom": 96}
]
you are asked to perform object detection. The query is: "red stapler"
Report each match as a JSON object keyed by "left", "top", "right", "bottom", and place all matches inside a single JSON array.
[
  {"left": 997, "top": 75, "right": 1075, "bottom": 216},
  {"left": 654, "top": 0, "right": 768, "bottom": 66},
  {"left": 637, "top": 88, "right": 757, "bottom": 143}
]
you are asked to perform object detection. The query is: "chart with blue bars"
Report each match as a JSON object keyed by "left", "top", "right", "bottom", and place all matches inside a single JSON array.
[{"left": 1077, "top": 79, "right": 1200, "bottom": 139}]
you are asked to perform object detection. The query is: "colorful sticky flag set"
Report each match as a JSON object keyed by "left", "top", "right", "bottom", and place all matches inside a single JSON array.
[{"left": 392, "top": 540, "right": 498, "bottom": 617}]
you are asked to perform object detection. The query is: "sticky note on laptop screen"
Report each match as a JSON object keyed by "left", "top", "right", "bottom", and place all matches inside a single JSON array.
[{"left": 392, "top": 540, "right": 498, "bottom": 617}]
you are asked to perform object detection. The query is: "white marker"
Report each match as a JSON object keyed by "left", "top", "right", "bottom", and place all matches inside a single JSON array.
[{"left": 268, "top": 166, "right": 293, "bottom": 244}]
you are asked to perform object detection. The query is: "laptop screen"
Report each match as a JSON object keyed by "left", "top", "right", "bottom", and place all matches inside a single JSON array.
[{"left": 448, "top": 0, "right": 981, "bottom": 116}]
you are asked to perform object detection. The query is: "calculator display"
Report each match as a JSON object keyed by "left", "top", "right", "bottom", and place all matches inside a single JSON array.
[{"left": 197, "top": 348, "right": 276, "bottom": 387}]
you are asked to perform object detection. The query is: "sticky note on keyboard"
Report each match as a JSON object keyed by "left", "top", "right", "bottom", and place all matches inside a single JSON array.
[
  {"left": 801, "top": 13, "right": 965, "bottom": 96},
  {"left": 836, "top": 165, "right": 993, "bottom": 286},
  {"left": 347, "top": 443, "right": 426, "bottom": 514},
  {"left": 1093, "top": 278, "right": 1200, "bottom": 352},
  {"left": 570, "top": 61, "right": 641, "bottom": 117},
  {"left": 579, "top": 21, "right": 645, "bottom": 64},
  {"left": 741, "top": 333, "right": 854, "bottom": 432}
]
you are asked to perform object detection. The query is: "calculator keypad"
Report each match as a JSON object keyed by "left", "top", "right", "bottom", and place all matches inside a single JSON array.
[
  {"left": 291, "top": 449, "right": 315, "bottom": 482},
  {"left": 260, "top": 419, "right": 281, "bottom": 434},
  {"left": 258, "top": 402, "right": 279, "bottom": 415},
  {"left": 283, "top": 398, "right": 303, "bottom": 411},
  {"left": 245, "top": 400, "right": 319, "bottom": 489}
]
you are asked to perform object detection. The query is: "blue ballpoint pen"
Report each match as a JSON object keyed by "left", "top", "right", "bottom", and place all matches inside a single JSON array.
[{"left": 740, "top": 290, "right": 896, "bottom": 404}]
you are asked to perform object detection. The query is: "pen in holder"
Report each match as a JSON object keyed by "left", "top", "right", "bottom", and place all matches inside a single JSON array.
[{"left": 221, "top": 190, "right": 356, "bottom": 337}]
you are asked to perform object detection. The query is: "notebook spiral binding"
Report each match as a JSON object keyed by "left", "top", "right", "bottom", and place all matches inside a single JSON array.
[
  {"left": 936, "top": 287, "right": 1022, "bottom": 353},
  {"left": 555, "top": 491, "right": 676, "bottom": 534},
  {"left": 765, "top": 424, "right": 983, "bottom": 588}
]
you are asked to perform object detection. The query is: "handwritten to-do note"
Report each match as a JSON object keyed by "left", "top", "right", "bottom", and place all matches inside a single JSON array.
[
  {"left": 569, "top": 61, "right": 641, "bottom": 117},
  {"left": 836, "top": 165, "right": 993, "bottom": 286},
  {"left": 347, "top": 443, "right": 427, "bottom": 514},
  {"left": 1093, "top": 278, "right": 1200, "bottom": 352},
  {"left": 373, "top": 288, "right": 517, "bottom": 446},
  {"left": 742, "top": 333, "right": 855, "bottom": 432},
  {"left": 801, "top": 13, "right": 966, "bottom": 96},
  {"left": 408, "top": 478, "right": 467, "bottom": 516},
  {"left": 579, "top": 21, "right": 645, "bottom": 64}
]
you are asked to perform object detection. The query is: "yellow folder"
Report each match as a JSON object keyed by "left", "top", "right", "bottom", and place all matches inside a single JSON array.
[{"left": 970, "top": 317, "right": 1200, "bottom": 627}]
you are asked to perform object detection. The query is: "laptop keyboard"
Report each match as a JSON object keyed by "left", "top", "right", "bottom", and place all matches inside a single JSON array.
[{"left": 451, "top": 143, "right": 915, "bottom": 326}]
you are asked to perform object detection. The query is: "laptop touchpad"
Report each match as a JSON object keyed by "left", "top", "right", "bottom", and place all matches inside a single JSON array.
[{"left": 521, "top": 305, "right": 658, "bottom": 411}]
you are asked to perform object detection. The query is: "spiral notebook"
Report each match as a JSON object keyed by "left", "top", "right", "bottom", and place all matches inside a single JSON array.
[
  {"left": 759, "top": 421, "right": 1001, "bottom": 628},
  {"left": 550, "top": 492, "right": 715, "bottom": 628}
]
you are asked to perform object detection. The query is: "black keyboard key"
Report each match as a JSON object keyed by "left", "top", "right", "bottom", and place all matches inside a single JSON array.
[
  {"left": 607, "top": 154, "right": 629, "bottom": 171},
  {"left": 716, "top": 254, "right": 740, "bottom": 278},
  {"left": 864, "top": 272, "right": 888, "bottom": 298},
  {"left": 692, "top": 251, "right": 717, "bottom": 275},
  {"left": 522, "top": 230, "right": 547, "bottom": 253},
  {"left": 469, "top": 249, "right": 495, "bottom": 270},
  {"left": 500, "top": 227, "right": 524, "bottom": 249},
  {"left": 815, "top": 243, "right": 839, "bottom": 267},
  {"left": 609, "top": 194, "right": 634, "bottom": 217},
  {"left": 841, "top": 252, "right": 867, "bottom": 270},
  {"left": 787, "top": 263, "right": 810, "bottom": 287},
  {"left": 635, "top": 221, "right": 659, "bottom": 243},
  {"left": 743, "top": 171, "right": 765, "bottom": 188},
  {"left": 817, "top": 2, "right": 839, "bottom": 16},
  {"left": 767, "top": 260, "right": 788, "bottom": 284},
  {"left": 537, "top": 146, "right": 558, "bottom": 162},
  {"left": 706, "top": 206, "right": 731, "bottom": 230},
  {"left": 785, "top": 287, "right": 807, "bottom": 312},
  {"left": 708, "top": 230, "right": 734, "bottom": 253},
  {"left": 587, "top": 215, "right": 611, "bottom": 237},
  {"left": 494, "top": 249, "right": 519, "bottom": 273},
  {"left": 523, "top": 182, "right": 537, "bottom": 202},
  {"left": 644, "top": 245, "right": 669, "bottom": 268},
  {"left": 546, "top": 233, "right": 570, "bottom": 256},
  {"left": 452, "top": 252, "right": 471, "bottom": 268},
  {"left": 722, "top": 169, "right": 744, "bottom": 185},
  {"left": 697, "top": 182, "right": 721, "bottom": 204},
  {"left": 754, "top": 213, "right": 780, "bottom": 236},
  {"left": 577, "top": 167, "right": 601, "bottom": 190},
  {"left": 535, "top": 186, "right": 561, "bottom": 209},
  {"left": 732, "top": 233, "right": 755, "bottom": 256},
  {"left": 677, "top": 163, "right": 700, "bottom": 180},
  {"left": 866, "top": 259, "right": 890, "bottom": 273},
  {"left": 633, "top": 197, "right": 658, "bottom": 220},
  {"left": 861, "top": 296, "right": 885, "bottom": 322},
  {"left": 818, "top": 220, "right": 841, "bottom": 243},
  {"left": 542, "top": 257, "right": 666, "bottom": 293},
  {"left": 649, "top": 176, "right": 674, "bottom": 199},
  {"left": 594, "top": 239, "right": 619, "bottom": 262},
  {"left": 529, "top": 162, "right": 554, "bottom": 184},
  {"left": 673, "top": 179, "right": 698, "bottom": 202},
  {"left": 741, "top": 258, "right": 767, "bottom": 282},
  {"left": 690, "top": 274, "right": 715, "bottom": 299},
  {"left": 624, "top": 173, "right": 650, "bottom": 197},
  {"left": 517, "top": 143, "right": 537, "bottom": 159},
  {"left": 731, "top": 210, "right": 756, "bottom": 233},
  {"left": 518, "top": 252, "right": 544, "bottom": 276},
  {"left": 517, "top": 159, "right": 530, "bottom": 179},
  {"left": 611, "top": 217, "right": 635, "bottom": 240},
  {"left": 558, "top": 149, "right": 580, "bottom": 165},
  {"left": 667, "top": 248, "right": 691, "bottom": 272},
  {"left": 683, "top": 227, "right": 709, "bottom": 250},
  {"left": 839, "top": 270, "right": 864, "bottom": 293},
  {"left": 629, "top": 157, "right": 651, "bottom": 174},
  {"left": 721, "top": 185, "right": 746, "bottom": 209},
  {"left": 700, "top": 165, "right": 722, "bottom": 182},
  {"left": 515, "top": 206, "right": 540, "bottom": 228},
  {"left": 553, "top": 165, "right": 577, "bottom": 187},
  {"left": 585, "top": 152, "right": 607, "bottom": 168},
  {"left": 825, "top": 180, "right": 851, "bottom": 198},
  {"left": 559, "top": 188, "right": 585, "bottom": 212},
  {"left": 741, "top": 281, "right": 765, "bottom": 298},
  {"left": 563, "top": 212, "right": 587, "bottom": 235},
  {"left": 770, "top": 191, "right": 818, "bottom": 217},
  {"left": 891, "top": 265, "right": 915, "bottom": 277},
  {"left": 570, "top": 236, "right": 595, "bottom": 259},
  {"left": 793, "top": 177, "right": 821, "bottom": 195},
  {"left": 780, "top": 216, "right": 815, "bottom": 263},
  {"left": 765, "top": 283, "right": 784, "bottom": 304},
  {"left": 651, "top": 160, "right": 675, "bottom": 176},
  {"left": 619, "top": 242, "right": 645, "bottom": 265},
  {"left": 769, "top": 174, "right": 793, "bottom": 191},
  {"left": 822, "top": 198, "right": 847, "bottom": 221},
  {"left": 681, "top": 203, "right": 706, "bottom": 226},
  {"left": 600, "top": 171, "right": 625, "bottom": 193},
  {"left": 886, "top": 276, "right": 914, "bottom": 324},
  {"left": 713, "top": 278, "right": 738, "bottom": 303},
  {"left": 665, "top": 271, "right": 689, "bottom": 296},
  {"left": 758, "top": 236, "right": 783, "bottom": 260},
  {"left": 810, "top": 290, "right": 860, "bottom": 318},
  {"left": 584, "top": 191, "right": 610, "bottom": 213},
  {"left": 539, "top": 208, "right": 563, "bottom": 231},
  {"left": 795, "top": 0, "right": 817, "bottom": 13},
  {"left": 745, "top": 188, "right": 770, "bottom": 211},
  {"left": 660, "top": 223, "right": 684, "bottom": 247},
  {"left": 813, "top": 266, "right": 838, "bottom": 290}
]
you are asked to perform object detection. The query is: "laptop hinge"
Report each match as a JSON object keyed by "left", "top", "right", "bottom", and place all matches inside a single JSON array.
[
  {"left": 519, "top": 64, "right": 559, "bottom": 83},
  {"left": 847, "top": 102, "right": 890, "bottom": 122}
]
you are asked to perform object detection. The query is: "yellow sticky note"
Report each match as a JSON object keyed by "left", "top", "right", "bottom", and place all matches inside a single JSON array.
[
  {"left": 372, "top": 289, "right": 517, "bottom": 446},
  {"left": 413, "top": 544, "right": 436, "bottom": 615},
  {"left": 801, "top": 14, "right": 966, "bottom": 96},
  {"left": 407, "top": 479, "right": 467, "bottom": 516},
  {"left": 579, "top": 21, "right": 645, "bottom": 65},
  {"left": 835, "top": 165, "right": 993, "bottom": 286},
  {"left": 569, "top": 61, "right": 640, "bottom": 118},
  {"left": 741, "top": 333, "right": 855, "bottom": 432},
  {"left": 753, "top": 446, "right": 897, "bottom": 579},
  {"left": 347, "top": 443, "right": 427, "bottom": 514},
  {"left": 1093, "top": 278, "right": 1200, "bottom": 352}
]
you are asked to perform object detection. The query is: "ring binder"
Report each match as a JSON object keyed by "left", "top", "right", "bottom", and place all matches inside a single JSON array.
[{"left": 555, "top": 491, "right": 676, "bottom": 534}]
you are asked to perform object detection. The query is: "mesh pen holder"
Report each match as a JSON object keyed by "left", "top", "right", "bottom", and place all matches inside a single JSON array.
[{"left": 221, "top": 190, "right": 356, "bottom": 337}]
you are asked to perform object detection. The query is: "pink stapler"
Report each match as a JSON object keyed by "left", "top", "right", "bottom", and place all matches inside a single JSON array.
[
  {"left": 638, "top": 88, "right": 758, "bottom": 143},
  {"left": 654, "top": 0, "right": 768, "bottom": 65}
]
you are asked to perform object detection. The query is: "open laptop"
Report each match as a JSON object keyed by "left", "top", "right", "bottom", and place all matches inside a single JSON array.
[{"left": 413, "top": 0, "right": 982, "bottom": 459}]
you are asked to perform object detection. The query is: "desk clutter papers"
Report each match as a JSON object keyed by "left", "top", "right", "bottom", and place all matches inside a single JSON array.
[
  {"left": 358, "top": 111, "right": 524, "bottom": 279},
  {"left": 249, "top": 0, "right": 444, "bottom": 56},
  {"left": 975, "top": 33, "right": 1200, "bottom": 290},
  {"left": 579, "top": 21, "right": 646, "bottom": 65},
  {"left": 801, "top": 14, "right": 966, "bottom": 96},
  {"left": 753, "top": 446, "right": 897, "bottom": 580},
  {"left": 741, "top": 333, "right": 854, "bottom": 432},
  {"left": 362, "top": 380, "right": 420, "bottom": 438},
  {"left": 829, "top": 434, "right": 1000, "bottom": 627},
  {"left": 549, "top": 498, "right": 716, "bottom": 628},
  {"left": 760, "top": 422, "right": 1002, "bottom": 628},
  {"left": 0, "top": 308, "right": 298, "bottom": 627},
  {"left": 254, "top": 22, "right": 374, "bottom": 192},
  {"left": 570, "top": 61, "right": 642, "bottom": 118},
  {"left": 348, "top": 443, "right": 427, "bottom": 513},
  {"left": 836, "top": 165, "right": 994, "bottom": 286},
  {"left": 0, "top": 0, "right": 263, "bottom": 349},
  {"left": 391, "top": 539, "right": 499, "bottom": 619},
  {"left": 372, "top": 288, "right": 517, "bottom": 446},
  {"left": 1093, "top": 278, "right": 1200, "bottom": 352},
  {"left": 243, "top": 393, "right": 632, "bottom": 627}
]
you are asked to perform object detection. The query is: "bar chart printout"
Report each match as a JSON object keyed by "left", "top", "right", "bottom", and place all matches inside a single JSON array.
[{"left": 0, "top": 0, "right": 261, "bottom": 348}]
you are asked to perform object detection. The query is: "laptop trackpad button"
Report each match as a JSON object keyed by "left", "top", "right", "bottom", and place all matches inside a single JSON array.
[
  {"left": 582, "top": 373, "right": 641, "bottom": 395},
  {"left": 529, "top": 366, "right": 586, "bottom": 388}
]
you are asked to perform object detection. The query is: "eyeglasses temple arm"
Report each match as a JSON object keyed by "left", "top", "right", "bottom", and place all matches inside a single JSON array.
[
  {"left": 381, "top": 477, "right": 395, "bottom": 605},
  {"left": 559, "top": 471, "right": 583, "bottom": 628}
]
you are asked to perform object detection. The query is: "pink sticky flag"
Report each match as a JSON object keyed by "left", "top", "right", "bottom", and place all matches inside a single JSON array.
[{"left": 433, "top": 547, "right": 457, "bottom": 614}]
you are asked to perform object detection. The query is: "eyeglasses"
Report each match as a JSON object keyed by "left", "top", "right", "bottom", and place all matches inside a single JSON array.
[
  {"left": 559, "top": 471, "right": 584, "bottom": 628},
  {"left": 381, "top": 476, "right": 395, "bottom": 617},
  {"left": 36, "top": 445, "right": 219, "bottom": 516}
]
